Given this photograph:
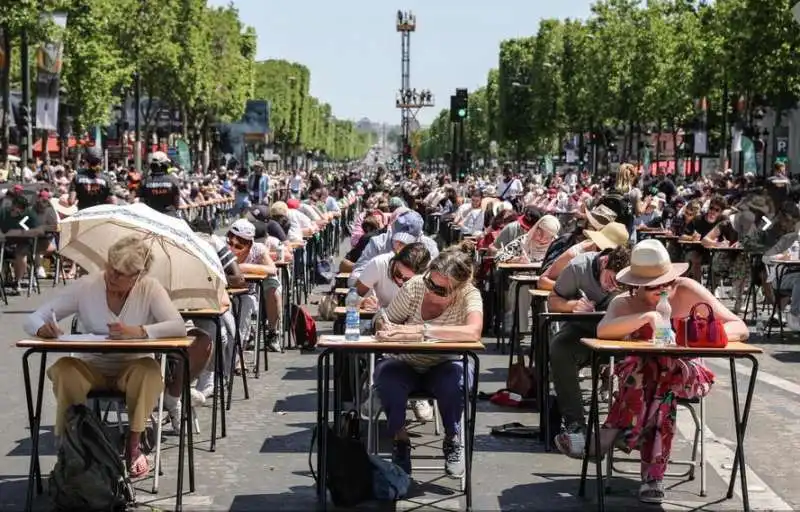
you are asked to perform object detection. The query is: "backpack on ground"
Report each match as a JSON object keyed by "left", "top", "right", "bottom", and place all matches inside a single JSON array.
[
  {"left": 50, "top": 404, "right": 136, "bottom": 511},
  {"left": 290, "top": 304, "right": 318, "bottom": 351},
  {"left": 309, "top": 410, "right": 374, "bottom": 507}
]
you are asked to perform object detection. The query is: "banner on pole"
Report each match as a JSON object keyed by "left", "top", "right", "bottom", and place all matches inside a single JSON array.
[{"left": 34, "top": 12, "right": 67, "bottom": 131}]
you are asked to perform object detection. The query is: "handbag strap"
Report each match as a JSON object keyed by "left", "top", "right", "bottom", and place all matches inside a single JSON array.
[{"left": 689, "top": 302, "right": 714, "bottom": 320}]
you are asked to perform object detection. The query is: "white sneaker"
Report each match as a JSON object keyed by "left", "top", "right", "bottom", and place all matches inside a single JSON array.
[
  {"left": 163, "top": 394, "right": 182, "bottom": 431},
  {"left": 787, "top": 313, "right": 800, "bottom": 331},
  {"left": 190, "top": 388, "right": 206, "bottom": 407},
  {"left": 411, "top": 400, "right": 434, "bottom": 422},
  {"left": 36, "top": 266, "right": 46, "bottom": 279}
]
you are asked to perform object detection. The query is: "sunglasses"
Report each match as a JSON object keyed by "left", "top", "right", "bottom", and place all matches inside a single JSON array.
[
  {"left": 643, "top": 280, "right": 675, "bottom": 291},
  {"left": 423, "top": 273, "right": 450, "bottom": 297},
  {"left": 227, "top": 236, "right": 250, "bottom": 251}
]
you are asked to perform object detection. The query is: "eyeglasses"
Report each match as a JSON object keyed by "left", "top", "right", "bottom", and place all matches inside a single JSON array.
[
  {"left": 643, "top": 280, "right": 675, "bottom": 291},
  {"left": 107, "top": 266, "right": 140, "bottom": 281},
  {"left": 423, "top": 273, "right": 450, "bottom": 297}
]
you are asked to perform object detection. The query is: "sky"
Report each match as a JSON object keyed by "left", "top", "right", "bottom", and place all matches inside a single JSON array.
[{"left": 208, "top": 0, "right": 592, "bottom": 126}]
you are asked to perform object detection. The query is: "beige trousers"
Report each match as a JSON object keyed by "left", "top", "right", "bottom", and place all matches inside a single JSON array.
[{"left": 47, "top": 357, "right": 163, "bottom": 436}]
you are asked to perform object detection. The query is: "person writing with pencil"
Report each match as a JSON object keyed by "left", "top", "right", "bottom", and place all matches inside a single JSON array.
[
  {"left": 546, "top": 245, "right": 631, "bottom": 452},
  {"left": 23, "top": 235, "right": 203, "bottom": 479}
]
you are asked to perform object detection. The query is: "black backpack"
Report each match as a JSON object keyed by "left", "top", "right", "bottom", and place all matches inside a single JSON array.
[
  {"left": 309, "top": 410, "right": 374, "bottom": 507},
  {"left": 50, "top": 404, "right": 136, "bottom": 511}
]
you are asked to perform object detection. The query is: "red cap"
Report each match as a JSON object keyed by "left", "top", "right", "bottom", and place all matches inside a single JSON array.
[
  {"left": 38, "top": 189, "right": 51, "bottom": 200},
  {"left": 286, "top": 198, "right": 301, "bottom": 209},
  {"left": 11, "top": 185, "right": 23, "bottom": 195}
]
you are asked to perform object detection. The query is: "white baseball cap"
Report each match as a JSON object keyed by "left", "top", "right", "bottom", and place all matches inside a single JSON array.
[{"left": 229, "top": 218, "right": 255, "bottom": 241}]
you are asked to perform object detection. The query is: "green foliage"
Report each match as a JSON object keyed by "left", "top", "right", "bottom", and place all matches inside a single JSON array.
[{"left": 473, "top": 0, "right": 800, "bottom": 163}]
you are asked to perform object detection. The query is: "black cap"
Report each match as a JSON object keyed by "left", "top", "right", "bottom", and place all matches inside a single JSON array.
[{"left": 85, "top": 145, "right": 103, "bottom": 166}]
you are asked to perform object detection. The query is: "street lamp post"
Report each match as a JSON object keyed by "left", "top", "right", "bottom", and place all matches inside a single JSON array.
[{"left": 133, "top": 71, "right": 141, "bottom": 172}]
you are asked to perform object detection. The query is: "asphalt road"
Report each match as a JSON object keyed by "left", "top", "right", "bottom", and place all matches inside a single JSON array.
[{"left": 0, "top": 258, "right": 798, "bottom": 510}]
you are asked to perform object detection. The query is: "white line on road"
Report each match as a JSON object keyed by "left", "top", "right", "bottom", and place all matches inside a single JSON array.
[
  {"left": 705, "top": 358, "right": 800, "bottom": 397},
  {"left": 675, "top": 407, "right": 792, "bottom": 510}
]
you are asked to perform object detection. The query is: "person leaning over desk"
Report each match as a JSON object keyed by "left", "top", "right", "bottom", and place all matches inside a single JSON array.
[{"left": 23, "top": 235, "right": 204, "bottom": 479}]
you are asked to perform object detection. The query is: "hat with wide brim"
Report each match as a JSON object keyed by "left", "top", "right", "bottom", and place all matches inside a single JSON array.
[
  {"left": 615, "top": 239, "right": 689, "bottom": 287},
  {"left": 585, "top": 204, "right": 617, "bottom": 230},
  {"left": 51, "top": 197, "right": 77, "bottom": 217},
  {"left": 584, "top": 222, "right": 629, "bottom": 250}
]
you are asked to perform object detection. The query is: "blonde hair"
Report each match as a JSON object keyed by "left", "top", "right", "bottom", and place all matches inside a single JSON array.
[
  {"left": 108, "top": 235, "right": 153, "bottom": 275},
  {"left": 616, "top": 163, "right": 636, "bottom": 193}
]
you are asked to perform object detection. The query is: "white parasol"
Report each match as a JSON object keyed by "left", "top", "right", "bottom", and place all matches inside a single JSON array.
[{"left": 59, "top": 203, "right": 226, "bottom": 309}]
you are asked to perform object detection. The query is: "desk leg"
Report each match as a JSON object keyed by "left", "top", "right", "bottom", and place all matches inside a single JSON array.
[
  {"left": 228, "top": 297, "right": 249, "bottom": 409},
  {"left": 254, "top": 282, "right": 265, "bottom": 378},
  {"left": 540, "top": 317, "right": 552, "bottom": 451},
  {"left": 23, "top": 351, "right": 47, "bottom": 512},
  {"left": 464, "top": 352, "right": 480, "bottom": 512},
  {"left": 27, "top": 238, "right": 37, "bottom": 297},
  {"left": 726, "top": 356, "right": 758, "bottom": 511},
  {"left": 316, "top": 351, "right": 331, "bottom": 508},
  {"left": 210, "top": 316, "right": 225, "bottom": 451},
  {"left": 508, "top": 283, "right": 521, "bottom": 368},
  {"left": 175, "top": 349, "right": 196, "bottom": 511},
  {"left": 261, "top": 282, "right": 269, "bottom": 372},
  {"left": 579, "top": 352, "right": 605, "bottom": 511}
]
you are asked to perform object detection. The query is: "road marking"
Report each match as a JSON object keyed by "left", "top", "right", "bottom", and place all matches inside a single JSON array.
[
  {"left": 18, "top": 216, "right": 29, "bottom": 230},
  {"left": 705, "top": 359, "right": 800, "bottom": 397},
  {"left": 675, "top": 409, "right": 792, "bottom": 510}
]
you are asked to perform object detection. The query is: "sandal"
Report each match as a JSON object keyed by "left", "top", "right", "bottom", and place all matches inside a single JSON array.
[
  {"left": 128, "top": 453, "right": 150, "bottom": 478},
  {"left": 639, "top": 481, "right": 665, "bottom": 504}
]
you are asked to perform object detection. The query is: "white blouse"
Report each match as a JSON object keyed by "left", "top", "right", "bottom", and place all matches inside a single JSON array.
[{"left": 25, "top": 273, "right": 187, "bottom": 375}]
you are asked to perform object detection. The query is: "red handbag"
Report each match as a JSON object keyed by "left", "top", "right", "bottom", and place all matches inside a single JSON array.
[{"left": 676, "top": 303, "right": 728, "bottom": 348}]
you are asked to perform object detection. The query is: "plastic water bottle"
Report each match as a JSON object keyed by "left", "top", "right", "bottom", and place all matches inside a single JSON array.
[
  {"left": 276, "top": 241, "right": 285, "bottom": 262},
  {"left": 653, "top": 291, "right": 674, "bottom": 347},
  {"left": 345, "top": 288, "right": 360, "bottom": 341},
  {"left": 791, "top": 240, "right": 800, "bottom": 260}
]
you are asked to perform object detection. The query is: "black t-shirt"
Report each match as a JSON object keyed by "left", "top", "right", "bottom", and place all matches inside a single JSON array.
[
  {"left": 235, "top": 176, "right": 249, "bottom": 194},
  {"left": 657, "top": 178, "right": 678, "bottom": 201},
  {"left": 685, "top": 216, "right": 719, "bottom": 238},
  {"left": 140, "top": 173, "right": 180, "bottom": 213},
  {"left": 69, "top": 170, "right": 111, "bottom": 210},
  {"left": 345, "top": 228, "right": 385, "bottom": 263}
]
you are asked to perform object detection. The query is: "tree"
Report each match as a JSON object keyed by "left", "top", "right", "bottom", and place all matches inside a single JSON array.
[{"left": 497, "top": 37, "right": 536, "bottom": 161}]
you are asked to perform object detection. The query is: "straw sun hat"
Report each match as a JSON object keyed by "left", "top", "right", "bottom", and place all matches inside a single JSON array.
[
  {"left": 615, "top": 239, "right": 689, "bottom": 287},
  {"left": 584, "top": 222, "right": 629, "bottom": 250},
  {"left": 585, "top": 204, "right": 617, "bottom": 230}
]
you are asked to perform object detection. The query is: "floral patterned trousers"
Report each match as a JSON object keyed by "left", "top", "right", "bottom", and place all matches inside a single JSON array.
[{"left": 603, "top": 356, "right": 714, "bottom": 482}]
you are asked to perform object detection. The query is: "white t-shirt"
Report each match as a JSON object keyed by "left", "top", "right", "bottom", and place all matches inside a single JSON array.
[
  {"left": 357, "top": 252, "right": 399, "bottom": 307},
  {"left": 289, "top": 174, "right": 303, "bottom": 193},
  {"left": 287, "top": 209, "right": 313, "bottom": 230},
  {"left": 496, "top": 177, "right": 523, "bottom": 200},
  {"left": 461, "top": 207, "right": 484, "bottom": 235}
]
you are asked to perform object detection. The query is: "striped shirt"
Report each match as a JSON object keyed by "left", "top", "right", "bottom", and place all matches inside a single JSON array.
[{"left": 384, "top": 275, "right": 483, "bottom": 370}]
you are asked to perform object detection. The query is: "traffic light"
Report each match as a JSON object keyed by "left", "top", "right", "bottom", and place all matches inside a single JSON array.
[
  {"left": 450, "top": 89, "right": 468, "bottom": 122},
  {"left": 18, "top": 105, "right": 30, "bottom": 143}
]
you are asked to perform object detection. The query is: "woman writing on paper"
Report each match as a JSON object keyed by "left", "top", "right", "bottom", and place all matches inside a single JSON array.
[
  {"left": 24, "top": 235, "right": 195, "bottom": 478},
  {"left": 372, "top": 247, "right": 483, "bottom": 480}
]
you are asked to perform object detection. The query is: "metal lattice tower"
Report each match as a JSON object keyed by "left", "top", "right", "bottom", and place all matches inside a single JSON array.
[{"left": 395, "top": 10, "right": 433, "bottom": 176}]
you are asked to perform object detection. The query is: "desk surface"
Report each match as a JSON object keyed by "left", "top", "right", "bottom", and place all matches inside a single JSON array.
[
  {"left": 510, "top": 274, "right": 539, "bottom": 282},
  {"left": 243, "top": 273, "right": 268, "bottom": 281},
  {"left": 580, "top": 338, "right": 762, "bottom": 356},
  {"left": 16, "top": 337, "right": 195, "bottom": 350},
  {"left": 319, "top": 335, "right": 485, "bottom": 352},
  {"left": 498, "top": 262, "right": 543, "bottom": 270},
  {"left": 541, "top": 311, "right": 605, "bottom": 319},
  {"left": 336, "top": 272, "right": 351, "bottom": 279},
  {"left": 180, "top": 305, "right": 230, "bottom": 317},
  {"left": 227, "top": 287, "right": 249, "bottom": 296},
  {"left": 333, "top": 307, "right": 376, "bottom": 317},
  {"left": 529, "top": 289, "right": 551, "bottom": 298}
]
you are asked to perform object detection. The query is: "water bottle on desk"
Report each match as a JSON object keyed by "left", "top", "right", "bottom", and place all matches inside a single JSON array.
[
  {"left": 653, "top": 291, "right": 675, "bottom": 347},
  {"left": 345, "top": 287, "right": 360, "bottom": 342},
  {"left": 276, "top": 241, "right": 285, "bottom": 262},
  {"left": 791, "top": 240, "right": 800, "bottom": 260}
]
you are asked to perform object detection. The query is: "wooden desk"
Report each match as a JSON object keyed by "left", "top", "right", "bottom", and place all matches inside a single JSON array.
[
  {"left": 227, "top": 287, "right": 249, "bottom": 296},
  {"left": 495, "top": 262, "right": 543, "bottom": 351},
  {"left": 498, "top": 262, "right": 542, "bottom": 271},
  {"left": 314, "top": 335, "right": 484, "bottom": 510},
  {"left": 577, "top": 338, "right": 762, "bottom": 512},
  {"left": 17, "top": 337, "right": 196, "bottom": 511},
  {"left": 242, "top": 274, "right": 269, "bottom": 376},
  {"left": 333, "top": 287, "right": 349, "bottom": 295}
]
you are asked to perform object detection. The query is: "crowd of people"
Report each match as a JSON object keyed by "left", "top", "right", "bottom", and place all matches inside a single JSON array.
[{"left": 3, "top": 147, "right": 791, "bottom": 505}]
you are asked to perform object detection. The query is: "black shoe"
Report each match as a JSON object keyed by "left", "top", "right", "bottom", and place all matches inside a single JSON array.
[
  {"left": 392, "top": 439, "right": 412, "bottom": 476},
  {"left": 266, "top": 331, "right": 282, "bottom": 353}
]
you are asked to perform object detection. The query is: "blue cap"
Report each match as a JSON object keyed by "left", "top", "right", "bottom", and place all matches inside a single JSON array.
[{"left": 392, "top": 210, "right": 423, "bottom": 238}]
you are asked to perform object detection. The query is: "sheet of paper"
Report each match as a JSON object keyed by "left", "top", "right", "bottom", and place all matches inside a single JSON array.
[{"left": 58, "top": 334, "right": 110, "bottom": 342}]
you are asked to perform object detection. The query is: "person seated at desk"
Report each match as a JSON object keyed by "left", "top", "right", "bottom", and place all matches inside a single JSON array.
[
  {"left": 23, "top": 235, "right": 206, "bottom": 478},
  {"left": 0, "top": 193, "right": 40, "bottom": 294},
  {"left": 560, "top": 239, "right": 747, "bottom": 503},
  {"left": 339, "top": 210, "right": 385, "bottom": 273},
  {"left": 373, "top": 247, "right": 483, "bottom": 478},
  {"left": 547, "top": 245, "right": 631, "bottom": 451},
  {"left": 356, "top": 242, "right": 432, "bottom": 422},
  {"left": 681, "top": 195, "right": 726, "bottom": 281},
  {"left": 31, "top": 189, "right": 59, "bottom": 279},
  {"left": 226, "top": 219, "right": 282, "bottom": 353},
  {"left": 495, "top": 215, "right": 560, "bottom": 337},
  {"left": 538, "top": 222, "right": 628, "bottom": 291}
]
